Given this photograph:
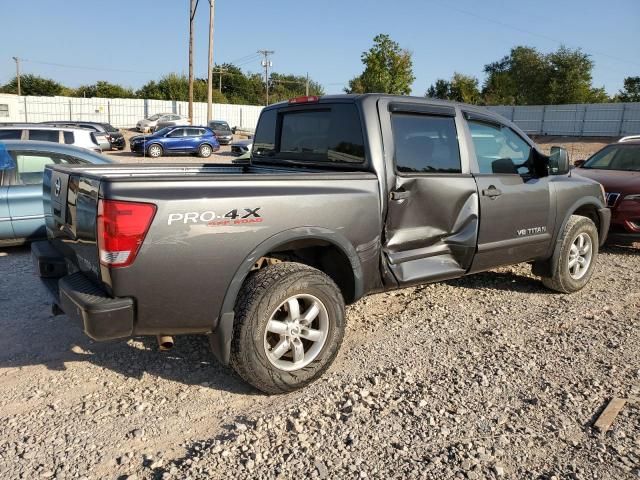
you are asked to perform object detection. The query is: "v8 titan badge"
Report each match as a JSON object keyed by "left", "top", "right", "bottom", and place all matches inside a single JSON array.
[{"left": 167, "top": 207, "right": 263, "bottom": 226}]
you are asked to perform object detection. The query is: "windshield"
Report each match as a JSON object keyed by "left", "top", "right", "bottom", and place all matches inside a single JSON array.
[
  {"left": 103, "top": 123, "right": 118, "bottom": 132},
  {"left": 147, "top": 114, "right": 162, "bottom": 121},
  {"left": 152, "top": 127, "right": 172, "bottom": 137},
  {"left": 582, "top": 145, "right": 640, "bottom": 171},
  {"left": 209, "top": 121, "right": 230, "bottom": 131}
]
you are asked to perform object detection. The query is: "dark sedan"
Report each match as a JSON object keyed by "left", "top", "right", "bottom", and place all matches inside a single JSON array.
[
  {"left": 0, "top": 140, "right": 113, "bottom": 246},
  {"left": 130, "top": 126, "right": 220, "bottom": 158},
  {"left": 207, "top": 120, "right": 234, "bottom": 145},
  {"left": 573, "top": 140, "right": 640, "bottom": 245}
]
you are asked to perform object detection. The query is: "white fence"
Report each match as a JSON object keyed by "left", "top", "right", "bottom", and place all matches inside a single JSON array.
[
  {"left": 0, "top": 93, "right": 264, "bottom": 130},
  {"left": 487, "top": 102, "right": 640, "bottom": 137}
]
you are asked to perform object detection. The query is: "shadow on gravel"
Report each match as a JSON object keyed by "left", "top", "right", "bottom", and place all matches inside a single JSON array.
[
  {"left": 0, "top": 245, "right": 255, "bottom": 395},
  {"left": 445, "top": 270, "right": 553, "bottom": 294}
]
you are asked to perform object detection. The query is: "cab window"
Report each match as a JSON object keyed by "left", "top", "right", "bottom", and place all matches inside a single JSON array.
[{"left": 468, "top": 120, "right": 534, "bottom": 175}]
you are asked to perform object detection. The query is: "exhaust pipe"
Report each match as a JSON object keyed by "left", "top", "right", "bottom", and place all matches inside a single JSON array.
[{"left": 157, "top": 335, "right": 174, "bottom": 351}]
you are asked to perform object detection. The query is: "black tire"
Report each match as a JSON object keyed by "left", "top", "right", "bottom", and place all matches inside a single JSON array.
[
  {"left": 147, "top": 143, "right": 163, "bottom": 158},
  {"left": 541, "top": 215, "right": 599, "bottom": 293},
  {"left": 198, "top": 143, "right": 213, "bottom": 158},
  {"left": 230, "top": 262, "right": 345, "bottom": 394}
]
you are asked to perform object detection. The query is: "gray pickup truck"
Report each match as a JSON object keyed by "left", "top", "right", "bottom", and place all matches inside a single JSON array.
[{"left": 32, "top": 94, "right": 610, "bottom": 393}]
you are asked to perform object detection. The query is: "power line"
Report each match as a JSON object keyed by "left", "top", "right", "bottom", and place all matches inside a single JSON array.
[
  {"left": 20, "top": 58, "right": 156, "bottom": 74},
  {"left": 433, "top": 1, "right": 640, "bottom": 69}
]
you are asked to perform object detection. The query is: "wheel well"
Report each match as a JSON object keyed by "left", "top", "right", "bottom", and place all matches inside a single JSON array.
[
  {"left": 573, "top": 204, "right": 601, "bottom": 235},
  {"left": 257, "top": 240, "right": 356, "bottom": 304}
]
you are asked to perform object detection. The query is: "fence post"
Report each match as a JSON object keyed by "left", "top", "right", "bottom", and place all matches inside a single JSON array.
[
  {"left": 23, "top": 96, "right": 28, "bottom": 122},
  {"left": 541, "top": 105, "right": 546, "bottom": 135},
  {"left": 618, "top": 103, "right": 627, "bottom": 136},
  {"left": 69, "top": 99, "right": 72, "bottom": 121},
  {"left": 143, "top": 99, "right": 148, "bottom": 119}
]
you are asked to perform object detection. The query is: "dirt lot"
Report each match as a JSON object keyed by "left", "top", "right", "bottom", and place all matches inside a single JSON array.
[{"left": 1, "top": 137, "right": 638, "bottom": 480}]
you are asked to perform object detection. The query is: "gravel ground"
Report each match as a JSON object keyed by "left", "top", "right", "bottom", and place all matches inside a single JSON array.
[{"left": 1, "top": 242, "right": 639, "bottom": 480}]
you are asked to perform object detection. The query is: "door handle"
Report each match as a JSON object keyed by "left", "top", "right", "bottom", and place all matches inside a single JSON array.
[
  {"left": 482, "top": 186, "right": 503, "bottom": 198},
  {"left": 390, "top": 190, "right": 410, "bottom": 201}
]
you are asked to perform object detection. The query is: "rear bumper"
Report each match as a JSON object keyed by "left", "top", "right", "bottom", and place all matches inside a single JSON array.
[{"left": 31, "top": 241, "right": 134, "bottom": 341}]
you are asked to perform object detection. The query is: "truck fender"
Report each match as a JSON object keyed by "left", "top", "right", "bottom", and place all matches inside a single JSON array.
[
  {"left": 533, "top": 195, "right": 608, "bottom": 277},
  {"left": 209, "top": 227, "right": 364, "bottom": 365}
]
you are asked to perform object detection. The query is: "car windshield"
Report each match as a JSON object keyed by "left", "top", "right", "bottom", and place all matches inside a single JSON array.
[
  {"left": 582, "top": 145, "right": 640, "bottom": 171},
  {"left": 153, "top": 127, "right": 172, "bottom": 136},
  {"left": 102, "top": 124, "right": 118, "bottom": 132},
  {"left": 147, "top": 114, "right": 162, "bottom": 121},
  {"left": 210, "top": 122, "right": 230, "bottom": 131}
]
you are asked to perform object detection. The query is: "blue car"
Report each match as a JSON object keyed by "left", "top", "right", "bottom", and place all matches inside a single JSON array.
[
  {"left": 129, "top": 126, "right": 220, "bottom": 158},
  {"left": 0, "top": 140, "right": 113, "bottom": 246}
]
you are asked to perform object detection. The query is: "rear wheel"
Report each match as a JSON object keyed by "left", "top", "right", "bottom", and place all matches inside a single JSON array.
[
  {"left": 541, "top": 215, "right": 598, "bottom": 293},
  {"left": 230, "top": 262, "right": 345, "bottom": 394},
  {"left": 198, "top": 144, "right": 212, "bottom": 158},
  {"left": 147, "top": 144, "right": 163, "bottom": 158}
]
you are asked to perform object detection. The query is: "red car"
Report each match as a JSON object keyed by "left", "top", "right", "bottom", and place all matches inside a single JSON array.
[{"left": 573, "top": 139, "right": 640, "bottom": 245}]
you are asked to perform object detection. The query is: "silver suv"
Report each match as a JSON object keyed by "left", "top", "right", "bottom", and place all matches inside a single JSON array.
[{"left": 0, "top": 125, "right": 102, "bottom": 152}]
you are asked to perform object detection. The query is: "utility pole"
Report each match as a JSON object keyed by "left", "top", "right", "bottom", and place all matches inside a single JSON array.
[
  {"left": 12, "top": 57, "right": 21, "bottom": 96},
  {"left": 212, "top": 68, "right": 228, "bottom": 92},
  {"left": 258, "top": 50, "right": 274, "bottom": 105},
  {"left": 188, "top": 0, "right": 198, "bottom": 125},
  {"left": 305, "top": 72, "right": 309, "bottom": 96},
  {"left": 206, "top": 0, "right": 215, "bottom": 123}
]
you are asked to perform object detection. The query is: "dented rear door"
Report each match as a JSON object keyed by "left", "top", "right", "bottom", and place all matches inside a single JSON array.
[{"left": 378, "top": 99, "right": 479, "bottom": 286}]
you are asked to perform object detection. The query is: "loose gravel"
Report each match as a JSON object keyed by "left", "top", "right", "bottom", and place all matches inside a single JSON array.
[{"left": 1, "top": 242, "right": 638, "bottom": 479}]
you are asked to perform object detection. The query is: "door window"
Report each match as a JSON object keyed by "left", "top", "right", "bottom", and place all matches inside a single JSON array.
[
  {"left": 185, "top": 128, "right": 202, "bottom": 136},
  {"left": 12, "top": 153, "right": 70, "bottom": 185},
  {"left": 391, "top": 114, "right": 461, "bottom": 173},
  {"left": 0, "top": 129, "right": 22, "bottom": 140},
  {"left": 468, "top": 121, "right": 534, "bottom": 175},
  {"left": 28, "top": 130, "right": 60, "bottom": 143},
  {"left": 168, "top": 128, "right": 185, "bottom": 138}
]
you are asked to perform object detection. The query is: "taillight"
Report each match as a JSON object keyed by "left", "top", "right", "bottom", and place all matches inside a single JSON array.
[
  {"left": 97, "top": 199, "right": 156, "bottom": 268},
  {"left": 288, "top": 95, "right": 320, "bottom": 104}
]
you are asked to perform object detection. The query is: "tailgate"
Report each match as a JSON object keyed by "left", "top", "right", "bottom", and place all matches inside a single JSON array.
[{"left": 44, "top": 165, "right": 102, "bottom": 281}]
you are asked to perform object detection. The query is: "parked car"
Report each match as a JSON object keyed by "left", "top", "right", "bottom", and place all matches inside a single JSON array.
[
  {"left": 0, "top": 140, "right": 112, "bottom": 245},
  {"left": 33, "top": 94, "right": 609, "bottom": 394},
  {"left": 42, "top": 121, "right": 125, "bottom": 150},
  {"left": 207, "top": 120, "right": 234, "bottom": 145},
  {"left": 0, "top": 125, "right": 102, "bottom": 152},
  {"left": 154, "top": 115, "right": 191, "bottom": 132},
  {"left": 230, "top": 138, "right": 253, "bottom": 156},
  {"left": 573, "top": 139, "right": 640, "bottom": 245},
  {"left": 619, "top": 135, "right": 640, "bottom": 143},
  {"left": 136, "top": 113, "right": 188, "bottom": 133},
  {"left": 129, "top": 126, "right": 219, "bottom": 158}
]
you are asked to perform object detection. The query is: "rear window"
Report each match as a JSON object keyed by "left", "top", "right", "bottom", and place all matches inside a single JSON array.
[
  {"left": 28, "top": 130, "right": 60, "bottom": 142},
  {"left": 253, "top": 104, "right": 366, "bottom": 165},
  {"left": 102, "top": 123, "right": 118, "bottom": 133},
  {"left": 583, "top": 145, "right": 640, "bottom": 171}
]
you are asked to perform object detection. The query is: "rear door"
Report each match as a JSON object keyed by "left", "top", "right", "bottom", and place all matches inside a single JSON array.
[
  {"left": 379, "top": 99, "right": 480, "bottom": 286},
  {"left": 464, "top": 113, "right": 554, "bottom": 272},
  {"left": 185, "top": 128, "right": 203, "bottom": 151},
  {"left": 0, "top": 149, "right": 14, "bottom": 240}
]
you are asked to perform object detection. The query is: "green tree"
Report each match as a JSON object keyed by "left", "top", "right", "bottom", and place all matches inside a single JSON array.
[
  {"left": 426, "top": 79, "right": 451, "bottom": 100},
  {"left": 1, "top": 74, "right": 64, "bottom": 96},
  {"left": 346, "top": 34, "right": 415, "bottom": 95},
  {"left": 618, "top": 76, "right": 640, "bottom": 102},
  {"left": 73, "top": 81, "right": 135, "bottom": 98},
  {"left": 426, "top": 74, "right": 481, "bottom": 104},
  {"left": 136, "top": 73, "right": 226, "bottom": 103},
  {"left": 547, "top": 46, "right": 598, "bottom": 104},
  {"left": 268, "top": 73, "right": 324, "bottom": 103}
]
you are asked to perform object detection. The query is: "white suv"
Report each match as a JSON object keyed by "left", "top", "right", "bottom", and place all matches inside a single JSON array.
[
  {"left": 0, "top": 125, "right": 102, "bottom": 152},
  {"left": 136, "top": 113, "right": 189, "bottom": 133}
]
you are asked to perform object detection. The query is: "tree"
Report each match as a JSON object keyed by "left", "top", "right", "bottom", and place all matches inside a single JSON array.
[
  {"left": 73, "top": 81, "right": 135, "bottom": 99},
  {"left": 268, "top": 73, "right": 324, "bottom": 103},
  {"left": 136, "top": 73, "right": 226, "bottom": 103},
  {"left": 618, "top": 76, "right": 640, "bottom": 102},
  {"left": 547, "top": 46, "right": 598, "bottom": 104},
  {"left": 426, "top": 73, "right": 481, "bottom": 104},
  {"left": 346, "top": 34, "right": 415, "bottom": 95},
  {"left": 0, "top": 74, "right": 64, "bottom": 96}
]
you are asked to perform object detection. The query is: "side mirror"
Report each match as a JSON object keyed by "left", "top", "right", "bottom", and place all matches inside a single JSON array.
[
  {"left": 231, "top": 127, "right": 237, "bottom": 134},
  {"left": 549, "top": 146, "right": 569, "bottom": 175},
  {"left": 573, "top": 159, "right": 586, "bottom": 168}
]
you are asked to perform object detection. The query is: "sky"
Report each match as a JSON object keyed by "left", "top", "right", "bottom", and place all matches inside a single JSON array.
[{"left": 1, "top": 0, "right": 638, "bottom": 98}]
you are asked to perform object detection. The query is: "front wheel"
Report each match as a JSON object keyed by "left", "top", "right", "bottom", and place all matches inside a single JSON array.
[
  {"left": 541, "top": 215, "right": 599, "bottom": 293},
  {"left": 147, "top": 144, "right": 163, "bottom": 158},
  {"left": 230, "top": 262, "right": 345, "bottom": 394}
]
